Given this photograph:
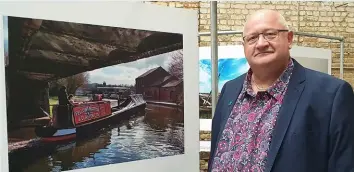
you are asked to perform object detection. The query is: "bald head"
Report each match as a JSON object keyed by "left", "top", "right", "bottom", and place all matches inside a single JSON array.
[
  {"left": 241, "top": 9, "right": 294, "bottom": 78},
  {"left": 243, "top": 9, "right": 289, "bottom": 35}
]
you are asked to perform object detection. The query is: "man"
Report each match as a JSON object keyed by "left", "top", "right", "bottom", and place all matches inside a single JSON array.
[
  {"left": 208, "top": 9, "right": 354, "bottom": 172},
  {"left": 58, "top": 86, "right": 73, "bottom": 127}
]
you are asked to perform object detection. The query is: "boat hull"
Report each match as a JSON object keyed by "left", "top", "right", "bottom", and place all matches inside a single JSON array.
[
  {"left": 39, "top": 128, "right": 77, "bottom": 142},
  {"left": 35, "top": 101, "right": 146, "bottom": 142}
]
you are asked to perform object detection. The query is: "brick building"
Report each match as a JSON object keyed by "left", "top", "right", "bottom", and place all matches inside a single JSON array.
[
  {"left": 135, "top": 66, "right": 170, "bottom": 95},
  {"left": 144, "top": 1, "right": 354, "bottom": 171},
  {"left": 160, "top": 79, "right": 183, "bottom": 103},
  {"left": 135, "top": 66, "right": 183, "bottom": 103}
]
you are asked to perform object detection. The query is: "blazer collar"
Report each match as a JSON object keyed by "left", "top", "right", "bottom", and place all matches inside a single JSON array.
[
  {"left": 264, "top": 58, "right": 306, "bottom": 172},
  {"left": 224, "top": 58, "right": 304, "bottom": 120}
]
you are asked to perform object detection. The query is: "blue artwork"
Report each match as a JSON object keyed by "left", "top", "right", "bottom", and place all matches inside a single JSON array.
[
  {"left": 3, "top": 16, "right": 8, "bottom": 55},
  {"left": 199, "top": 57, "right": 249, "bottom": 93}
]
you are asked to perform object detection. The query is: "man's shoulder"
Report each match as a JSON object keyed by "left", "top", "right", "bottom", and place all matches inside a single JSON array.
[
  {"left": 302, "top": 67, "right": 353, "bottom": 96},
  {"left": 221, "top": 66, "right": 352, "bottom": 95},
  {"left": 304, "top": 68, "right": 346, "bottom": 88}
]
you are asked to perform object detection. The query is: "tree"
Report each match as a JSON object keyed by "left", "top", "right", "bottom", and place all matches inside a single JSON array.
[
  {"left": 49, "top": 72, "right": 90, "bottom": 96},
  {"left": 58, "top": 72, "right": 90, "bottom": 95},
  {"left": 167, "top": 50, "right": 183, "bottom": 79}
]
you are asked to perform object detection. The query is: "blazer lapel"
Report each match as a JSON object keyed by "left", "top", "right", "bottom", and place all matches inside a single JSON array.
[
  {"left": 209, "top": 74, "right": 246, "bottom": 171},
  {"left": 264, "top": 59, "right": 306, "bottom": 172},
  {"left": 216, "top": 74, "right": 246, "bottom": 144},
  {"left": 225, "top": 74, "right": 246, "bottom": 122}
]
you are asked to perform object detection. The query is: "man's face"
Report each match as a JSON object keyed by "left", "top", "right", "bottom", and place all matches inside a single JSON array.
[{"left": 242, "top": 13, "right": 293, "bottom": 68}]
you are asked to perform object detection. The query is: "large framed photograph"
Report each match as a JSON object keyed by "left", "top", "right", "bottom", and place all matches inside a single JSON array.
[{"left": 0, "top": 2, "right": 199, "bottom": 172}]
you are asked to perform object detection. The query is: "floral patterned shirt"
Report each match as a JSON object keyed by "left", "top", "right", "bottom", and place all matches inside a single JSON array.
[{"left": 211, "top": 59, "right": 294, "bottom": 172}]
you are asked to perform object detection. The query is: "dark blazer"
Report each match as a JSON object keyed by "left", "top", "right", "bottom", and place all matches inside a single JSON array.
[{"left": 208, "top": 59, "right": 354, "bottom": 172}]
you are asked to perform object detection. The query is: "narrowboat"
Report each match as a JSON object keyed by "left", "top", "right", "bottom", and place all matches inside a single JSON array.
[{"left": 35, "top": 94, "right": 147, "bottom": 143}]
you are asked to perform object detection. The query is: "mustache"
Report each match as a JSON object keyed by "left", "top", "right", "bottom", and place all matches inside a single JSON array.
[{"left": 255, "top": 51, "right": 274, "bottom": 56}]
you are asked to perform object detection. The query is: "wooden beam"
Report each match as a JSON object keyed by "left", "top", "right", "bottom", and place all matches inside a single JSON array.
[
  {"left": 17, "top": 71, "right": 56, "bottom": 81},
  {"left": 13, "top": 42, "right": 182, "bottom": 81},
  {"left": 25, "top": 49, "right": 91, "bottom": 66},
  {"left": 30, "top": 31, "right": 116, "bottom": 58},
  {"left": 39, "top": 20, "right": 153, "bottom": 48},
  {"left": 137, "top": 32, "right": 183, "bottom": 52},
  {"left": 15, "top": 58, "right": 87, "bottom": 78}
]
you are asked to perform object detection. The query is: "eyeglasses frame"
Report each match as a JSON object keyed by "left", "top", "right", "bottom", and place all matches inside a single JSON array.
[{"left": 242, "top": 29, "right": 289, "bottom": 45}]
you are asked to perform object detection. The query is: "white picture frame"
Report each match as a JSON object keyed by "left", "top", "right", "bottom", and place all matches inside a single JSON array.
[
  {"left": 290, "top": 45, "right": 332, "bottom": 75},
  {"left": 0, "top": 2, "right": 199, "bottom": 172}
]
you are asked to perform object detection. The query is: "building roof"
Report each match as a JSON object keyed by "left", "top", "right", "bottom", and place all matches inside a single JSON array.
[
  {"left": 150, "top": 75, "right": 174, "bottom": 87},
  {"left": 97, "top": 87, "right": 130, "bottom": 90},
  {"left": 136, "top": 66, "right": 164, "bottom": 79},
  {"left": 162, "top": 79, "right": 182, "bottom": 88}
]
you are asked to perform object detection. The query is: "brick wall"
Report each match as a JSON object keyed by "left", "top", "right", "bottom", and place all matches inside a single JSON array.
[
  {"left": 145, "top": 1, "right": 354, "bottom": 171},
  {"left": 147, "top": 1, "right": 354, "bottom": 85}
]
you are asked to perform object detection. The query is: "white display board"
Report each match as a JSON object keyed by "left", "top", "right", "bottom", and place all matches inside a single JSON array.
[
  {"left": 290, "top": 45, "right": 332, "bottom": 75},
  {"left": 0, "top": 2, "right": 199, "bottom": 172}
]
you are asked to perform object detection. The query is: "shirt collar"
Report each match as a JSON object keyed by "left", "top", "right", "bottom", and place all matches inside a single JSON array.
[{"left": 240, "top": 58, "right": 294, "bottom": 100}]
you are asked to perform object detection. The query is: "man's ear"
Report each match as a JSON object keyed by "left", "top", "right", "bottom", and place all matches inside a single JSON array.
[
  {"left": 287, "top": 31, "right": 294, "bottom": 49},
  {"left": 241, "top": 39, "right": 246, "bottom": 47}
]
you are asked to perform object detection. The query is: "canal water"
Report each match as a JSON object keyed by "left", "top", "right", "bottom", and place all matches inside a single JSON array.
[{"left": 7, "top": 104, "right": 184, "bottom": 172}]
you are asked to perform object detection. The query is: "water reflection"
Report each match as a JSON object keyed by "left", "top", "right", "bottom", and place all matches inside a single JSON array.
[{"left": 8, "top": 104, "right": 184, "bottom": 172}]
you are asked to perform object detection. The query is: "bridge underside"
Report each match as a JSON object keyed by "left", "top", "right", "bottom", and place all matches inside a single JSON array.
[{"left": 6, "top": 16, "right": 183, "bottom": 126}]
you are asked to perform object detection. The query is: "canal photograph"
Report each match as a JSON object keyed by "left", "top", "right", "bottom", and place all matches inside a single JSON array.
[{"left": 4, "top": 14, "right": 184, "bottom": 172}]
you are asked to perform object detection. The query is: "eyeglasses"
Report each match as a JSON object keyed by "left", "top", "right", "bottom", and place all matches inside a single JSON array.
[{"left": 242, "top": 29, "right": 289, "bottom": 45}]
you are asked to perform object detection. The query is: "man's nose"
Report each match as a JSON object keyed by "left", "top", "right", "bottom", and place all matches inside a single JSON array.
[{"left": 255, "top": 35, "right": 269, "bottom": 49}]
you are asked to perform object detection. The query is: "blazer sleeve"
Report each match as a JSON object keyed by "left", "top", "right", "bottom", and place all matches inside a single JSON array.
[{"left": 328, "top": 81, "right": 354, "bottom": 172}]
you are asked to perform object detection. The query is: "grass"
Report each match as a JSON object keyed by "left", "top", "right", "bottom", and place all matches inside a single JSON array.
[
  {"left": 49, "top": 97, "right": 58, "bottom": 105},
  {"left": 48, "top": 96, "right": 88, "bottom": 117},
  {"left": 49, "top": 97, "right": 58, "bottom": 117},
  {"left": 200, "top": 112, "right": 212, "bottom": 119}
]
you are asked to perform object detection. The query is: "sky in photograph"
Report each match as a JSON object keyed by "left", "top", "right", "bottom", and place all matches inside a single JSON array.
[
  {"left": 88, "top": 51, "right": 176, "bottom": 86},
  {"left": 199, "top": 58, "right": 249, "bottom": 93},
  {"left": 3, "top": 16, "right": 8, "bottom": 55},
  {"left": 199, "top": 46, "right": 250, "bottom": 93}
]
